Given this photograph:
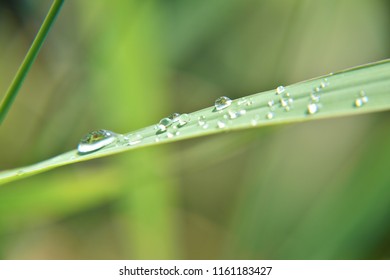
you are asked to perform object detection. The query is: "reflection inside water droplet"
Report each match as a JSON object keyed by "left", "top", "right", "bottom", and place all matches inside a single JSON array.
[
  {"left": 214, "top": 96, "right": 232, "bottom": 111},
  {"left": 78, "top": 129, "right": 118, "bottom": 154}
]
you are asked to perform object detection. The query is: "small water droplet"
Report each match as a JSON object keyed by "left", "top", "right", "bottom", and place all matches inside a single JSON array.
[
  {"left": 227, "top": 108, "right": 246, "bottom": 119},
  {"left": 214, "top": 96, "right": 232, "bottom": 111},
  {"left": 280, "top": 98, "right": 288, "bottom": 107},
  {"left": 314, "top": 87, "right": 321, "bottom": 92},
  {"left": 198, "top": 115, "right": 207, "bottom": 126},
  {"left": 310, "top": 93, "right": 320, "bottom": 103},
  {"left": 354, "top": 98, "right": 363, "bottom": 107},
  {"left": 178, "top": 113, "right": 191, "bottom": 126},
  {"left": 307, "top": 103, "right": 319, "bottom": 114},
  {"left": 125, "top": 134, "right": 143, "bottom": 145},
  {"left": 266, "top": 112, "right": 274, "bottom": 120},
  {"left": 276, "top": 86, "right": 285, "bottom": 95},
  {"left": 78, "top": 129, "right": 118, "bottom": 154},
  {"left": 268, "top": 100, "right": 274, "bottom": 107},
  {"left": 217, "top": 120, "right": 227, "bottom": 128},
  {"left": 251, "top": 114, "right": 260, "bottom": 126}
]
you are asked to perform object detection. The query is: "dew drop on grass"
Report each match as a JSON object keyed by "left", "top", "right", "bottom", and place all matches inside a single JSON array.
[
  {"left": 266, "top": 112, "right": 274, "bottom": 120},
  {"left": 227, "top": 108, "right": 246, "bottom": 119},
  {"left": 198, "top": 115, "right": 207, "bottom": 126},
  {"left": 307, "top": 103, "right": 319, "bottom": 115},
  {"left": 178, "top": 113, "right": 191, "bottom": 126},
  {"left": 125, "top": 134, "right": 143, "bottom": 145},
  {"left": 276, "top": 86, "right": 285, "bottom": 95},
  {"left": 217, "top": 120, "right": 227, "bottom": 128},
  {"left": 78, "top": 129, "right": 118, "bottom": 154},
  {"left": 354, "top": 91, "right": 368, "bottom": 108},
  {"left": 268, "top": 100, "right": 274, "bottom": 107},
  {"left": 156, "top": 117, "right": 173, "bottom": 132},
  {"left": 215, "top": 96, "right": 232, "bottom": 111}
]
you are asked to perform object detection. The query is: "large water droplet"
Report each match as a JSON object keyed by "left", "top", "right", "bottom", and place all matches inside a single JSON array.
[
  {"left": 307, "top": 103, "right": 318, "bottom": 115},
  {"left": 78, "top": 129, "right": 118, "bottom": 154},
  {"left": 214, "top": 96, "right": 232, "bottom": 111},
  {"left": 156, "top": 117, "right": 173, "bottom": 132}
]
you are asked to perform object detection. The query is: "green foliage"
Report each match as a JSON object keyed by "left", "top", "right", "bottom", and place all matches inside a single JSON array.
[
  {"left": 0, "top": 59, "right": 389, "bottom": 185},
  {"left": 0, "top": 0, "right": 389, "bottom": 260}
]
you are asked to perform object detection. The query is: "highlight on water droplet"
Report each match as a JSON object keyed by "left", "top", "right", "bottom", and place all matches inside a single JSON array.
[
  {"left": 78, "top": 129, "right": 118, "bottom": 154},
  {"left": 266, "top": 112, "right": 274, "bottom": 120},
  {"left": 354, "top": 91, "right": 368, "bottom": 108},
  {"left": 214, "top": 96, "right": 232, "bottom": 111},
  {"left": 307, "top": 103, "right": 319, "bottom": 115},
  {"left": 276, "top": 86, "right": 285, "bottom": 95},
  {"left": 217, "top": 120, "right": 227, "bottom": 129}
]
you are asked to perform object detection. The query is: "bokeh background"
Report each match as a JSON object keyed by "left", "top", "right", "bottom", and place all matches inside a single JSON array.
[{"left": 0, "top": 0, "right": 389, "bottom": 259}]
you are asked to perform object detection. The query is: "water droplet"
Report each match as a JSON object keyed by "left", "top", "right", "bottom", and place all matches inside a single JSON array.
[
  {"left": 167, "top": 125, "right": 180, "bottom": 138},
  {"left": 215, "top": 96, "right": 232, "bottom": 111},
  {"left": 227, "top": 108, "right": 246, "bottom": 119},
  {"left": 178, "top": 113, "right": 191, "bottom": 126},
  {"left": 78, "top": 129, "right": 118, "bottom": 154},
  {"left": 320, "top": 80, "right": 328, "bottom": 88},
  {"left": 251, "top": 114, "right": 260, "bottom": 126},
  {"left": 354, "top": 91, "right": 368, "bottom": 108},
  {"left": 280, "top": 98, "right": 288, "bottom": 107},
  {"left": 314, "top": 87, "right": 321, "bottom": 92},
  {"left": 276, "top": 86, "right": 285, "bottom": 95},
  {"left": 156, "top": 117, "right": 173, "bottom": 132},
  {"left": 266, "top": 112, "right": 274, "bottom": 119},
  {"left": 198, "top": 115, "right": 207, "bottom": 126},
  {"left": 125, "top": 134, "right": 143, "bottom": 145},
  {"left": 217, "top": 120, "right": 227, "bottom": 128},
  {"left": 310, "top": 93, "right": 320, "bottom": 103},
  {"left": 268, "top": 100, "right": 274, "bottom": 107},
  {"left": 307, "top": 103, "right": 318, "bottom": 115},
  {"left": 354, "top": 98, "right": 364, "bottom": 107}
]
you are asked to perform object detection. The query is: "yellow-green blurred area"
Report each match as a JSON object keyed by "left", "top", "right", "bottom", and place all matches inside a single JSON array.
[{"left": 0, "top": 0, "right": 389, "bottom": 259}]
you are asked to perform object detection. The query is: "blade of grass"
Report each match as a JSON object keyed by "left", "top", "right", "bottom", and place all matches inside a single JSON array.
[
  {"left": 0, "top": 59, "right": 389, "bottom": 185},
  {"left": 0, "top": 0, "right": 64, "bottom": 125}
]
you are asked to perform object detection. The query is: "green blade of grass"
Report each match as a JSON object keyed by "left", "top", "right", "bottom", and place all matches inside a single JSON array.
[
  {"left": 0, "top": 0, "right": 64, "bottom": 125},
  {"left": 1, "top": 59, "right": 389, "bottom": 185}
]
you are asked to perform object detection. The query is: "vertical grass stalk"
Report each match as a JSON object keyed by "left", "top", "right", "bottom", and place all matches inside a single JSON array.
[{"left": 0, "top": 0, "right": 64, "bottom": 125}]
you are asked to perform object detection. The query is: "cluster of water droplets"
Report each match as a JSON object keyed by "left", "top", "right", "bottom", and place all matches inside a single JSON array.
[
  {"left": 354, "top": 90, "right": 368, "bottom": 108},
  {"left": 306, "top": 78, "right": 329, "bottom": 115},
  {"left": 155, "top": 112, "right": 191, "bottom": 138}
]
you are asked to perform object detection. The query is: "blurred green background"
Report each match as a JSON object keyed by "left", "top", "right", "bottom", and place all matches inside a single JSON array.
[{"left": 0, "top": 0, "right": 389, "bottom": 259}]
